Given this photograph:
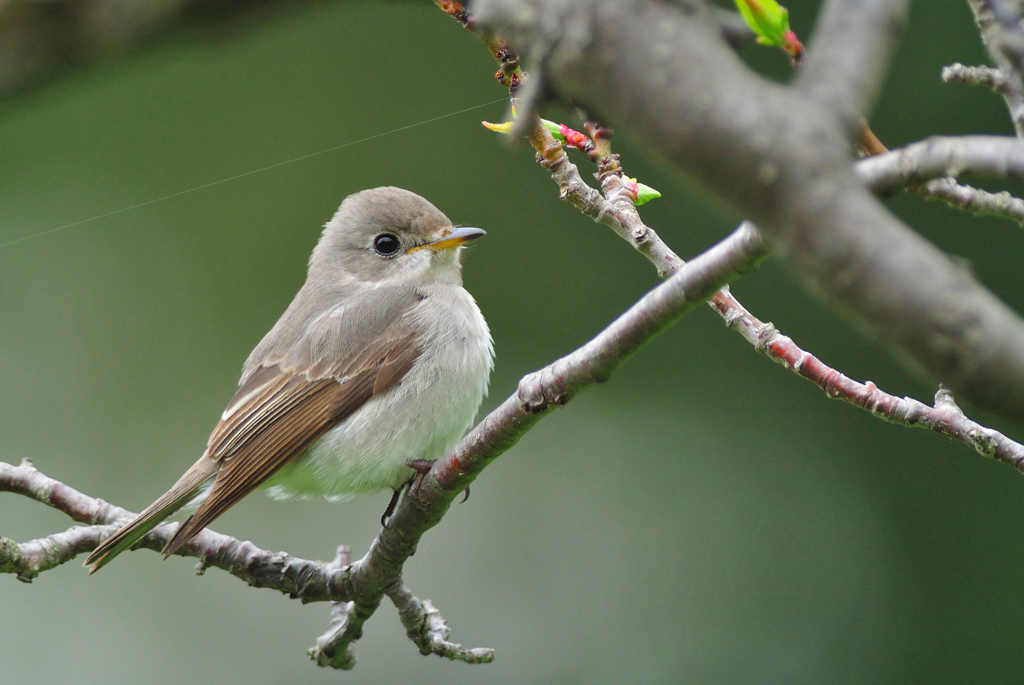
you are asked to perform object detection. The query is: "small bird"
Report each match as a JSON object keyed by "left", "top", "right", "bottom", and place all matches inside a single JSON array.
[{"left": 85, "top": 187, "right": 493, "bottom": 573}]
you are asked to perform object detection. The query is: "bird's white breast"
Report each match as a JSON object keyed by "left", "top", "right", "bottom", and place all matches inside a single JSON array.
[{"left": 263, "top": 284, "right": 493, "bottom": 501}]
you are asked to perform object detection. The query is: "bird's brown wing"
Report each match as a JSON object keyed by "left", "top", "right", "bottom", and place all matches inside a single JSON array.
[{"left": 161, "top": 325, "right": 420, "bottom": 557}]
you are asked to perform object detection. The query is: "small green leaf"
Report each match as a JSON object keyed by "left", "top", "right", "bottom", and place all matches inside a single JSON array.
[
  {"left": 734, "top": 0, "right": 804, "bottom": 61},
  {"left": 734, "top": 0, "right": 789, "bottom": 46},
  {"left": 541, "top": 119, "right": 567, "bottom": 142},
  {"left": 634, "top": 182, "right": 661, "bottom": 206}
]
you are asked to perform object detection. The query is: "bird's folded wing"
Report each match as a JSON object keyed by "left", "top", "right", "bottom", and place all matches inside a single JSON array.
[{"left": 162, "top": 325, "right": 420, "bottom": 556}]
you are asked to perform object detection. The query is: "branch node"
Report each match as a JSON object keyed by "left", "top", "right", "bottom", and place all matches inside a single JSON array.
[
  {"left": 934, "top": 384, "right": 959, "bottom": 410},
  {"left": 517, "top": 369, "right": 561, "bottom": 413},
  {"left": 329, "top": 545, "right": 352, "bottom": 570},
  {"left": 722, "top": 306, "right": 743, "bottom": 328},
  {"left": 753, "top": 322, "right": 778, "bottom": 353}
]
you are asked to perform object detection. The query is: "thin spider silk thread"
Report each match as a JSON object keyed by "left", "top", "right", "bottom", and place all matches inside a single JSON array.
[{"left": 0, "top": 97, "right": 508, "bottom": 250}]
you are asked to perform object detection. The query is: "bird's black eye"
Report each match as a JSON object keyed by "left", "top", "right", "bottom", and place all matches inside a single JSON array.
[{"left": 373, "top": 233, "right": 401, "bottom": 257}]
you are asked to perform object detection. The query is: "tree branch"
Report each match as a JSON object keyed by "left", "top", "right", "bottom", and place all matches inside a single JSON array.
[
  {"left": 942, "top": 62, "right": 1009, "bottom": 92},
  {"left": 916, "top": 176, "right": 1024, "bottom": 226},
  {"left": 522, "top": 111, "right": 1024, "bottom": 471},
  {"left": 856, "top": 124, "right": 1024, "bottom": 225},
  {"left": 10, "top": 2, "right": 1024, "bottom": 673},
  {"left": 796, "top": 0, "right": 910, "bottom": 135},
  {"left": 0, "top": 459, "right": 491, "bottom": 670},
  {"left": 855, "top": 135, "right": 1024, "bottom": 193},
  {"left": 387, "top": 581, "right": 496, "bottom": 663},
  {"left": 472, "top": 0, "right": 1024, "bottom": 420},
  {"left": 704, "top": 310, "right": 1024, "bottom": 471},
  {"left": 0, "top": 459, "right": 347, "bottom": 597},
  {"left": 440, "top": 0, "right": 1024, "bottom": 476}
]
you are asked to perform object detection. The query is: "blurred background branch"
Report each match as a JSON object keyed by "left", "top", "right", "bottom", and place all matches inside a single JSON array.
[
  {"left": 855, "top": 124, "right": 1024, "bottom": 225},
  {"left": 795, "top": 0, "right": 908, "bottom": 134},
  {"left": 942, "top": 61, "right": 1009, "bottom": 91},
  {"left": 0, "top": 0, "right": 318, "bottom": 97},
  {"left": 856, "top": 135, "right": 1024, "bottom": 192}
]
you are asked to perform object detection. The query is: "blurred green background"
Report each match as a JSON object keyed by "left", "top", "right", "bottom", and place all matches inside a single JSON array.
[{"left": 3, "top": 0, "right": 1024, "bottom": 682}]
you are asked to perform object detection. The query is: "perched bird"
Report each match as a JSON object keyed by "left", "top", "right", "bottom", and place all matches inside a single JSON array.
[{"left": 85, "top": 187, "right": 493, "bottom": 573}]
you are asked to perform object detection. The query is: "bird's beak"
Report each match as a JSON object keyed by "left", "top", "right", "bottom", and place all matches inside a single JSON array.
[{"left": 408, "top": 227, "right": 486, "bottom": 252}]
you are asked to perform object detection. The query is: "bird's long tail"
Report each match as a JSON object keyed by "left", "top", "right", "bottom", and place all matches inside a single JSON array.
[{"left": 84, "top": 457, "right": 219, "bottom": 574}]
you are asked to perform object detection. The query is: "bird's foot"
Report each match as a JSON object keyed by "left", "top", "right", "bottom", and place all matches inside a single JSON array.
[
  {"left": 380, "top": 460, "right": 436, "bottom": 527},
  {"left": 381, "top": 488, "right": 403, "bottom": 527},
  {"left": 405, "top": 459, "right": 435, "bottom": 499},
  {"left": 380, "top": 461, "right": 470, "bottom": 527}
]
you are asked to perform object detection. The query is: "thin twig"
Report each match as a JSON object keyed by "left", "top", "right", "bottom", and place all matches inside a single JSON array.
[
  {"left": 553, "top": 147, "right": 1024, "bottom": 467},
  {"left": 307, "top": 546, "right": 363, "bottom": 670},
  {"left": 0, "top": 459, "right": 346, "bottom": 595},
  {"left": 855, "top": 135, "right": 1024, "bottom": 193},
  {"left": 387, "top": 582, "right": 496, "bottom": 663},
  {"left": 942, "top": 62, "right": 1009, "bottom": 92},
  {"left": 705, "top": 312, "right": 1024, "bottom": 470},
  {"left": 856, "top": 121, "right": 1024, "bottom": 226},
  {"left": 918, "top": 176, "right": 1024, "bottom": 226}
]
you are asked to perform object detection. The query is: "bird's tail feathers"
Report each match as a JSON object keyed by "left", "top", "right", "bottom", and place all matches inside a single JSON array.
[{"left": 83, "top": 457, "right": 219, "bottom": 574}]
